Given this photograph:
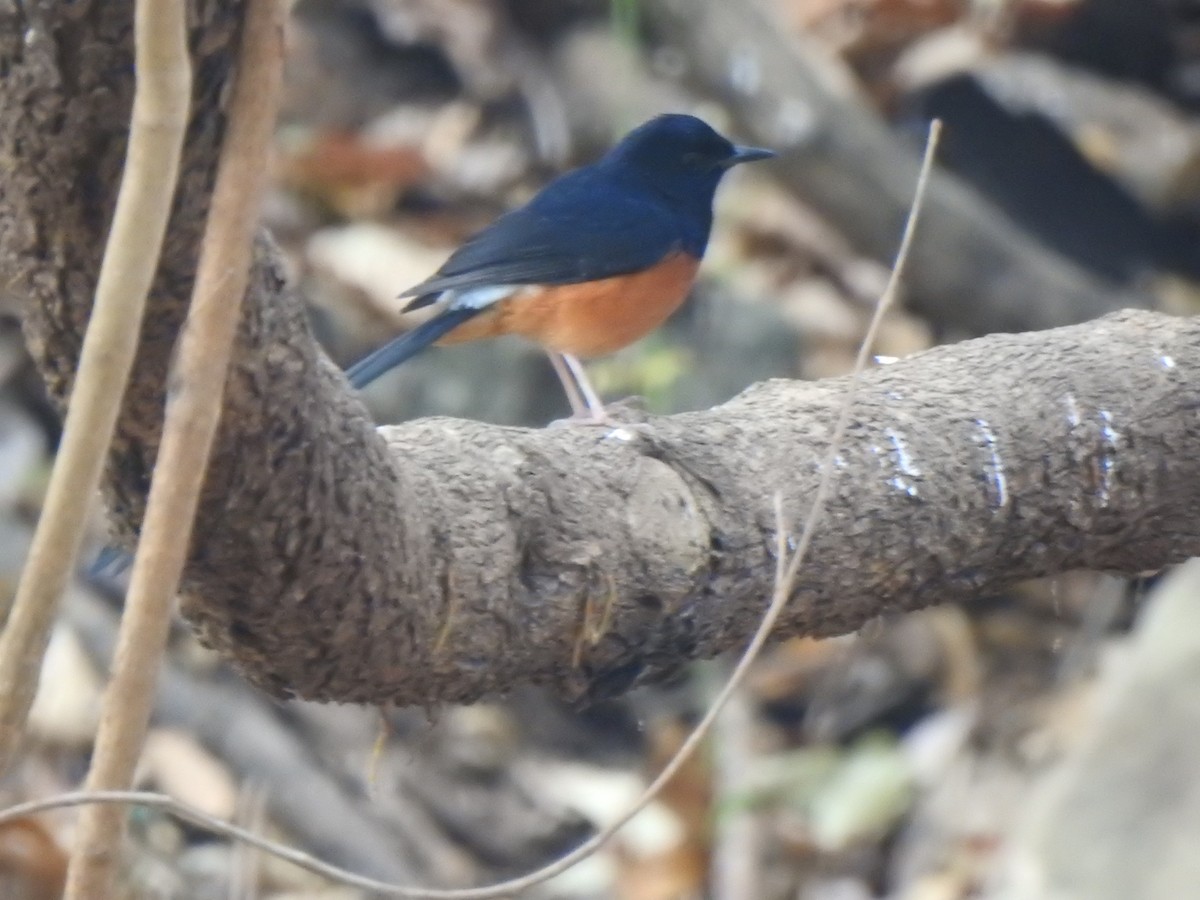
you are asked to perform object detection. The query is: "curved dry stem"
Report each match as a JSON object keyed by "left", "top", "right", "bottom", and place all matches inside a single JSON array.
[
  {"left": 418, "top": 117, "right": 940, "bottom": 899},
  {"left": 2, "top": 123, "right": 942, "bottom": 900}
]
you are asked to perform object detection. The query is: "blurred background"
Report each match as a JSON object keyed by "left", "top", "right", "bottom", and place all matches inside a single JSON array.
[{"left": 3, "top": 0, "right": 1200, "bottom": 896}]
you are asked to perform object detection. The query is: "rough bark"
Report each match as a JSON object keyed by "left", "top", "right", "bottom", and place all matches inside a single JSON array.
[{"left": 3, "top": 1, "right": 1198, "bottom": 709}]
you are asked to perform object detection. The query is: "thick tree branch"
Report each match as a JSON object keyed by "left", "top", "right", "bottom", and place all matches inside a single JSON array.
[{"left": 3, "top": 2, "right": 1198, "bottom": 710}]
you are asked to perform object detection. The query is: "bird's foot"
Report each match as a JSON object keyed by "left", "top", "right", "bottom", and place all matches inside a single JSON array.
[
  {"left": 548, "top": 410, "right": 618, "bottom": 429},
  {"left": 548, "top": 412, "right": 656, "bottom": 445}
]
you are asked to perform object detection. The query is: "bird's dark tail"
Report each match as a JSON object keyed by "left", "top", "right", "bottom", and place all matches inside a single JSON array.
[
  {"left": 346, "top": 307, "right": 480, "bottom": 389},
  {"left": 89, "top": 545, "right": 133, "bottom": 579}
]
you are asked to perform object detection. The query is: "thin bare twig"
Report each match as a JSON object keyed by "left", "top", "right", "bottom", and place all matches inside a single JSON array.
[
  {"left": 6, "top": 123, "right": 943, "bottom": 900},
  {"left": 1, "top": 791, "right": 394, "bottom": 893},
  {"left": 473, "top": 116, "right": 942, "bottom": 899},
  {"left": 778, "top": 120, "right": 943, "bottom": 594},
  {"left": 63, "top": 0, "right": 285, "bottom": 895},
  {"left": 0, "top": 0, "right": 191, "bottom": 774}
]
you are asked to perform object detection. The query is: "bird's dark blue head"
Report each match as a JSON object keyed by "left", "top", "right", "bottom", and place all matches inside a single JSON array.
[{"left": 598, "top": 114, "right": 774, "bottom": 251}]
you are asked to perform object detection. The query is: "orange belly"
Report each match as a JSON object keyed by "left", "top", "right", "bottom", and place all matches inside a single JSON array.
[{"left": 437, "top": 252, "right": 700, "bottom": 358}]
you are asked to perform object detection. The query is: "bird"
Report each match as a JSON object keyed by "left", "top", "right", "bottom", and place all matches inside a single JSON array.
[{"left": 345, "top": 113, "right": 775, "bottom": 422}]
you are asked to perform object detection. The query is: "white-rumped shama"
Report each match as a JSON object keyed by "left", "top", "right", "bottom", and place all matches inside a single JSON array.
[{"left": 345, "top": 114, "right": 775, "bottom": 422}]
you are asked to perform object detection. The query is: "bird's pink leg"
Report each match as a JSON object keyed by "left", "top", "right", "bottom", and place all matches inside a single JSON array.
[
  {"left": 547, "top": 351, "right": 589, "bottom": 418},
  {"left": 561, "top": 353, "right": 613, "bottom": 425}
]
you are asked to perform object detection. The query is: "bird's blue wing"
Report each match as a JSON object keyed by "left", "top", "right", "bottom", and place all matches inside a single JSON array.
[{"left": 401, "top": 169, "right": 687, "bottom": 304}]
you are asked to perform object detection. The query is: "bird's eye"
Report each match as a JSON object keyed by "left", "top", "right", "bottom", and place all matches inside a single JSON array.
[{"left": 682, "top": 151, "right": 705, "bottom": 168}]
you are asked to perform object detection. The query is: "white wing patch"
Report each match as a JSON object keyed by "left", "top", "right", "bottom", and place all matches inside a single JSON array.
[{"left": 447, "top": 284, "right": 519, "bottom": 310}]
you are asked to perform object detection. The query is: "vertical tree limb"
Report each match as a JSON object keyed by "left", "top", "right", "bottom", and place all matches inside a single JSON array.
[
  {"left": 0, "top": 0, "right": 192, "bottom": 773},
  {"left": 63, "top": 0, "right": 285, "bottom": 895}
]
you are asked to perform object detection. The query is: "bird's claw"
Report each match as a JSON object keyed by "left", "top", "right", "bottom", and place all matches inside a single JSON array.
[
  {"left": 547, "top": 415, "right": 655, "bottom": 446},
  {"left": 547, "top": 412, "right": 617, "bottom": 429}
]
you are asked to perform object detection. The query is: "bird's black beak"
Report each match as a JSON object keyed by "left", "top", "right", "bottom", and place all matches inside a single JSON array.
[{"left": 721, "top": 144, "right": 776, "bottom": 169}]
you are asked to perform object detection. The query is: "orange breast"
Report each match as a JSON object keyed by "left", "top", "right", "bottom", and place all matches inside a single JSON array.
[{"left": 437, "top": 252, "right": 700, "bottom": 358}]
